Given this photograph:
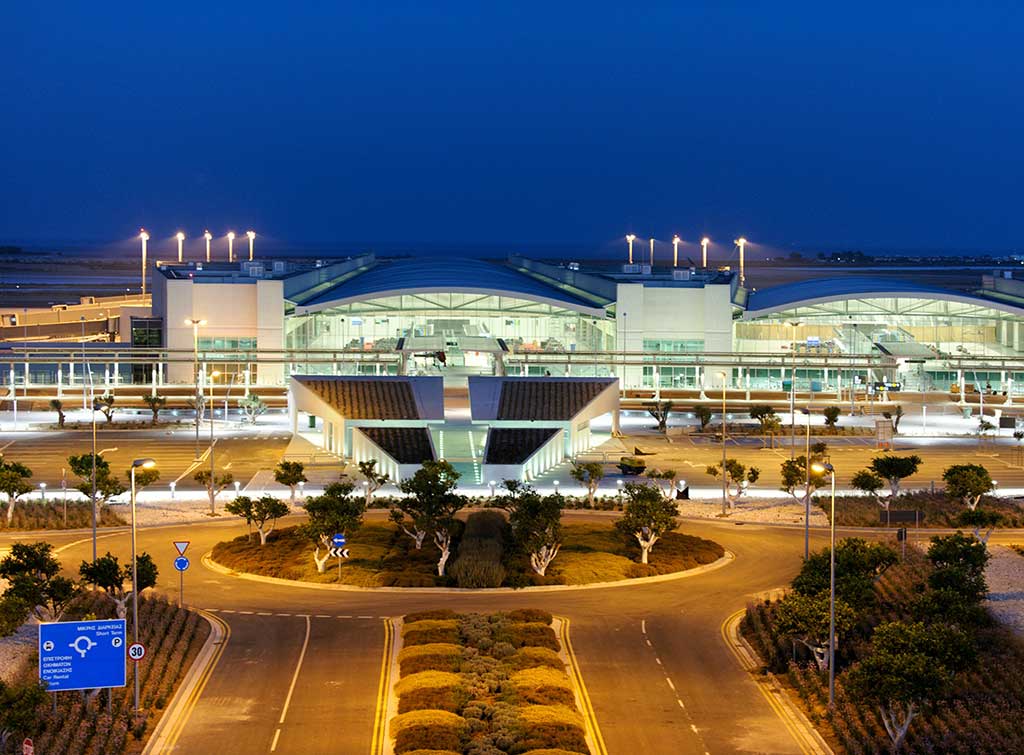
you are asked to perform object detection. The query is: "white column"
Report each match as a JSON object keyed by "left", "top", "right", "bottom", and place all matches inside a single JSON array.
[{"left": 57, "top": 364, "right": 63, "bottom": 398}]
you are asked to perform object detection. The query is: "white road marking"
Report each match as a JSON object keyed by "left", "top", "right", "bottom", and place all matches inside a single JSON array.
[
  {"left": 315, "top": 614, "right": 330, "bottom": 618},
  {"left": 678, "top": 700, "right": 686, "bottom": 709},
  {"left": 666, "top": 678, "right": 675, "bottom": 691},
  {"left": 270, "top": 728, "right": 281, "bottom": 752},
  {"left": 357, "top": 615, "right": 373, "bottom": 619},
  {"left": 655, "top": 657, "right": 662, "bottom": 665},
  {"left": 691, "top": 725, "right": 699, "bottom": 734},
  {"left": 276, "top": 614, "right": 311, "bottom": 742},
  {"left": 275, "top": 613, "right": 292, "bottom": 617},
  {"left": 641, "top": 619, "right": 646, "bottom": 635}
]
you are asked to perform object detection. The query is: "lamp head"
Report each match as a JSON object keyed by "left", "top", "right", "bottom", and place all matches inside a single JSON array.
[
  {"left": 701, "top": 237, "right": 710, "bottom": 246},
  {"left": 132, "top": 458, "right": 156, "bottom": 469},
  {"left": 211, "top": 370, "right": 221, "bottom": 379},
  {"left": 673, "top": 235, "right": 681, "bottom": 244},
  {"left": 626, "top": 234, "right": 636, "bottom": 242},
  {"left": 176, "top": 232, "right": 185, "bottom": 241},
  {"left": 735, "top": 237, "right": 748, "bottom": 246},
  {"left": 810, "top": 461, "right": 834, "bottom": 474},
  {"left": 246, "top": 230, "right": 255, "bottom": 240},
  {"left": 204, "top": 230, "right": 212, "bottom": 240},
  {"left": 139, "top": 230, "right": 150, "bottom": 241},
  {"left": 227, "top": 231, "right": 236, "bottom": 240}
]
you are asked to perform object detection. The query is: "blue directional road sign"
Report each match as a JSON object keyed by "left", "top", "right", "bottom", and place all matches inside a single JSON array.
[
  {"left": 174, "top": 556, "right": 190, "bottom": 571},
  {"left": 39, "top": 619, "right": 126, "bottom": 691},
  {"left": 331, "top": 533, "right": 347, "bottom": 547}
]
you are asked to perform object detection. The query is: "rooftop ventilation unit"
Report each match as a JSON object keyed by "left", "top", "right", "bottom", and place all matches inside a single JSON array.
[
  {"left": 622, "top": 263, "right": 641, "bottom": 274},
  {"left": 273, "top": 261, "right": 286, "bottom": 274},
  {"left": 672, "top": 269, "right": 691, "bottom": 281}
]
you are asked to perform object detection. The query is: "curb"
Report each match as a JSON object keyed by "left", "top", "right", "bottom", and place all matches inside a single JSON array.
[
  {"left": 372, "top": 618, "right": 398, "bottom": 755},
  {"left": 557, "top": 615, "right": 608, "bottom": 755},
  {"left": 720, "top": 609, "right": 833, "bottom": 755},
  {"left": 201, "top": 548, "right": 735, "bottom": 595},
  {"left": 142, "top": 609, "right": 231, "bottom": 755}
]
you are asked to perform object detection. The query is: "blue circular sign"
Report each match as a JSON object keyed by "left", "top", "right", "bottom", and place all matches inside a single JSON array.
[
  {"left": 331, "top": 533, "right": 347, "bottom": 547},
  {"left": 173, "top": 556, "right": 190, "bottom": 572}
]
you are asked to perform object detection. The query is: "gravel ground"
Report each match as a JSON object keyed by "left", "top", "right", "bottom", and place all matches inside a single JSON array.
[
  {"left": 676, "top": 496, "right": 830, "bottom": 526},
  {"left": 986, "top": 545, "right": 1024, "bottom": 637}
]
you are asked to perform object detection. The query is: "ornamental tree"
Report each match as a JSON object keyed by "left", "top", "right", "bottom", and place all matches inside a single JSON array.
[
  {"left": 274, "top": 460, "right": 307, "bottom": 501},
  {"left": 0, "top": 542, "right": 78, "bottom": 622},
  {"left": 142, "top": 394, "right": 167, "bottom": 424},
  {"left": 0, "top": 459, "right": 33, "bottom": 525},
  {"left": 49, "top": 399, "right": 66, "bottom": 429},
  {"left": 358, "top": 459, "right": 390, "bottom": 505},
  {"left": 926, "top": 532, "right": 990, "bottom": 603},
  {"left": 570, "top": 462, "right": 604, "bottom": 507},
  {"left": 194, "top": 469, "right": 234, "bottom": 515},
  {"left": 96, "top": 393, "right": 115, "bottom": 423},
  {"left": 394, "top": 460, "right": 465, "bottom": 575},
  {"left": 866, "top": 454, "right": 922, "bottom": 499},
  {"left": 774, "top": 591, "right": 857, "bottom": 671},
  {"left": 792, "top": 537, "right": 897, "bottom": 610},
  {"left": 846, "top": 621, "right": 975, "bottom": 752},
  {"left": 822, "top": 405, "right": 841, "bottom": 430},
  {"left": 303, "top": 481, "right": 366, "bottom": 573},
  {"left": 645, "top": 400, "right": 673, "bottom": 432},
  {"left": 692, "top": 405, "right": 712, "bottom": 432},
  {"left": 705, "top": 459, "right": 760, "bottom": 513},
  {"left": 226, "top": 495, "right": 290, "bottom": 545},
  {"left": 68, "top": 453, "right": 126, "bottom": 505},
  {"left": 239, "top": 395, "right": 268, "bottom": 424},
  {"left": 942, "top": 463, "right": 993, "bottom": 512},
  {"left": 500, "top": 480, "right": 563, "bottom": 576},
  {"left": 851, "top": 469, "right": 886, "bottom": 510},
  {"left": 614, "top": 482, "right": 678, "bottom": 564},
  {"left": 79, "top": 551, "right": 158, "bottom": 620},
  {"left": 748, "top": 405, "right": 777, "bottom": 435},
  {"left": 779, "top": 444, "right": 829, "bottom": 511},
  {"left": 645, "top": 467, "right": 681, "bottom": 501}
]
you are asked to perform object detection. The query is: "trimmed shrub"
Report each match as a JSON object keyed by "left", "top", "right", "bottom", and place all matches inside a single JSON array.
[
  {"left": 506, "top": 647, "right": 565, "bottom": 671},
  {"left": 505, "top": 608, "right": 553, "bottom": 625},
  {"left": 398, "top": 686, "right": 469, "bottom": 714},
  {"left": 403, "top": 619, "right": 460, "bottom": 646},
  {"left": 404, "top": 609, "right": 458, "bottom": 623},
  {"left": 399, "top": 644, "right": 463, "bottom": 675},
  {"left": 511, "top": 667, "right": 572, "bottom": 690},
  {"left": 391, "top": 710, "right": 467, "bottom": 754},
  {"left": 494, "top": 622, "right": 560, "bottom": 651},
  {"left": 395, "top": 670, "right": 462, "bottom": 697},
  {"left": 522, "top": 751, "right": 590, "bottom": 755},
  {"left": 451, "top": 511, "right": 508, "bottom": 588},
  {"left": 401, "top": 751, "right": 462, "bottom": 755},
  {"left": 450, "top": 555, "right": 507, "bottom": 588},
  {"left": 515, "top": 705, "right": 588, "bottom": 754}
]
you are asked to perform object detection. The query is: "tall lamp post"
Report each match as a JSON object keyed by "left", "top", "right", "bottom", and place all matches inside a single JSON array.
[
  {"left": 129, "top": 457, "right": 157, "bottom": 715},
  {"left": 247, "top": 230, "right": 255, "bottom": 261},
  {"left": 811, "top": 460, "right": 837, "bottom": 707},
  {"left": 185, "top": 319, "right": 207, "bottom": 458},
  {"left": 800, "top": 407, "right": 811, "bottom": 561},
  {"left": 175, "top": 232, "right": 185, "bottom": 263},
  {"left": 734, "top": 237, "right": 747, "bottom": 286},
  {"left": 626, "top": 234, "right": 636, "bottom": 264},
  {"left": 789, "top": 320, "right": 802, "bottom": 458},
  {"left": 227, "top": 232, "right": 236, "bottom": 263},
  {"left": 204, "top": 230, "right": 212, "bottom": 262},
  {"left": 648, "top": 237, "right": 655, "bottom": 267},
  {"left": 701, "top": 237, "right": 710, "bottom": 268},
  {"left": 718, "top": 370, "right": 728, "bottom": 516},
  {"left": 139, "top": 230, "right": 149, "bottom": 296},
  {"left": 672, "top": 235, "right": 681, "bottom": 267}
]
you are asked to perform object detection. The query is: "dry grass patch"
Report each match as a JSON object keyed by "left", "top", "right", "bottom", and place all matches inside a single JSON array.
[
  {"left": 403, "top": 619, "right": 459, "bottom": 645},
  {"left": 511, "top": 667, "right": 572, "bottom": 690},
  {"left": 395, "top": 671, "right": 462, "bottom": 696},
  {"left": 391, "top": 710, "right": 467, "bottom": 754},
  {"left": 506, "top": 647, "right": 566, "bottom": 671}
]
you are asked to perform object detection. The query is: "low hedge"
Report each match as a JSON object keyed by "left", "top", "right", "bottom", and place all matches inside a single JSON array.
[
  {"left": 403, "top": 619, "right": 460, "bottom": 645},
  {"left": 398, "top": 686, "right": 469, "bottom": 714},
  {"left": 400, "top": 751, "right": 461, "bottom": 755},
  {"left": 522, "top": 750, "right": 588, "bottom": 755},
  {"left": 391, "top": 710, "right": 467, "bottom": 754},
  {"left": 494, "top": 622, "right": 560, "bottom": 651},
  {"left": 515, "top": 705, "right": 588, "bottom": 754},
  {"left": 398, "top": 643, "right": 464, "bottom": 675},
  {"left": 505, "top": 608, "right": 553, "bottom": 625},
  {"left": 506, "top": 647, "right": 565, "bottom": 671},
  {"left": 395, "top": 671, "right": 462, "bottom": 696},
  {"left": 404, "top": 609, "right": 459, "bottom": 623}
]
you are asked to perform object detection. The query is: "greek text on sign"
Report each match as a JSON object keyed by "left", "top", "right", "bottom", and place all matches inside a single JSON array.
[{"left": 38, "top": 619, "right": 127, "bottom": 691}]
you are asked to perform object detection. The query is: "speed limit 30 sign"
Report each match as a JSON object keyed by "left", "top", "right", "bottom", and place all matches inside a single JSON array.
[{"left": 127, "top": 642, "right": 146, "bottom": 662}]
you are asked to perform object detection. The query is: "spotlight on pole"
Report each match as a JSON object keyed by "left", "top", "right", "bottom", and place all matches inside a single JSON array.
[
  {"left": 176, "top": 231, "right": 185, "bottom": 263},
  {"left": 227, "top": 231, "right": 236, "bottom": 262},
  {"left": 139, "top": 230, "right": 150, "bottom": 296},
  {"left": 204, "top": 230, "right": 212, "bottom": 262},
  {"left": 701, "top": 237, "right": 710, "bottom": 268},
  {"left": 626, "top": 234, "right": 636, "bottom": 264},
  {"left": 246, "top": 230, "right": 255, "bottom": 261},
  {"left": 734, "top": 237, "right": 748, "bottom": 286},
  {"left": 672, "top": 235, "right": 681, "bottom": 267}
]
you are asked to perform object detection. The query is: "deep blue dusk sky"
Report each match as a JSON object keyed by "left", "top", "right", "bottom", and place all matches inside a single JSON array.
[{"left": 2, "top": 2, "right": 1022, "bottom": 252}]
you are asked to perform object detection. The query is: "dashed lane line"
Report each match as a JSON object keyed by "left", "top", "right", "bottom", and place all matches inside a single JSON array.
[
  {"left": 270, "top": 614, "right": 311, "bottom": 752},
  {"left": 641, "top": 619, "right": 712, "bottom": 755}
]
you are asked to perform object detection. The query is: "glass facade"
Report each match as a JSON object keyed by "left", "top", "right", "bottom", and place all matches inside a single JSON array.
[{"left": 285, "top": 293, "right": 615, "bottom": 374}]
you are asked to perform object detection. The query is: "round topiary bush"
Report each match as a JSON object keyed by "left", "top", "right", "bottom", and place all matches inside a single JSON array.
[{"left": 391, "top": 710, "right": 467, "bottom": 754}]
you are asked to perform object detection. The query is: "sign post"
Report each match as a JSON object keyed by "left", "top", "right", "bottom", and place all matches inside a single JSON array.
[
  {"left": 39, "top": 619, "right": 127, "bottom": 712},
  {"left": 173, "top": 542, "right": 190, "bottom": 607},
  {"left": 330, "top": 533, "right": 349, "bottom": 581}
]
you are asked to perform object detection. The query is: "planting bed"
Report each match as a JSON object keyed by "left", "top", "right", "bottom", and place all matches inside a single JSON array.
[
  {"left": 822, "top": 491, "right": 1024, "bottom": 528},
  {"left": 0, "top": 501, "right": 126, "bottom": 530},
  {"left": 388, "top": 609, "right": 593, "bottom": 754},
  {"left": 2, "top": 591, "right": 210, "bottom": 753},
  {"left": 211, "top": 518, "right": 724, "bottom": 588}
]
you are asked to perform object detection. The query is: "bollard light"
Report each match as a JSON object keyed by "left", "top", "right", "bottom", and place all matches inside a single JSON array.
[
  {"left": 234, "top": 480, "right": 241, "bottom": 497},
  {"left": 40, "top": 482, "right": 47, "bottom": 503},
  {"left": 169, "top": 481, "right": 176, "bottom": 500}
]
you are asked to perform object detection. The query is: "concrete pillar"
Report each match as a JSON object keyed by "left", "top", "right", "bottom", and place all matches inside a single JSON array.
[
  {"left": 612, "top": 408, "right": 621, "bottom": 436},
  {"left": 57, "top": 364, "right": 63, "bottom": 398},
  {"left": 958, "top": 370, "right": 966, "bottom": 406},
  {"left": 151, "top": 367, "right": 157, "bottom": 397},
  {"left": 698, "top": 367, "right": 707, "bottom": 400},
  {"left": 244, "top": 366, "right": 251, "bottom": 397},
  {"left": 23, "top": 362, "right": 29, "bottom": 389}
]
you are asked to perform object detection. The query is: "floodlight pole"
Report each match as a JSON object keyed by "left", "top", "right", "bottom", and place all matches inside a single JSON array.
[
  {"left": 827, "top": 465, "right": 837, "bottom": 707},
  {"left": 720, "top": 374, "right": 728, "bottom": 516}
]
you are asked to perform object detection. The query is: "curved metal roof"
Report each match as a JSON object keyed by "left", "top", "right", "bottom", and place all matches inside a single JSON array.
[
  {"left": 293, "top": 257, "right": 607, "bottom": 316},
  {"left": 744, "top": 276, "right": 1024, "bottom": 318}
]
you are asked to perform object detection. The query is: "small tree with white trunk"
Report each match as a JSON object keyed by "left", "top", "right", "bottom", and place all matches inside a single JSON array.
[
  {"left": 226, "top": 495, "right": 290, "bottom": 545},
  {"left": 644, "top": 467, "right": 682, "bottom": 501},
  {"left": 774, "top": 591, "right": 856, "bottom": 671},
  {"left": 705, "top": 459, "right": 760, "bottom": 513},
  {"left": 358, "top": 459, "right": 390, "bottom": 505},
  {"left": 614, "top": 483, "right": 678, "bottom": 565},
  {"left": 394, "top": 460, "right": 465, "bottom": 576},
  {"left": 303, "top": 481, "right": 366, "bottom": 573},
  {"left": 79, "top": 551, "right": 158, "bottom": 620},
  {"left": 0, "top": 460, "right": 33, "bottom": 525},
  {"left": 274, "top": 461, "right": 307, "bottom": 502},
  {"left": 500, "top": 480, "right": 563, "bottom": 576},
  {"left": 780, "top": 443, "right": 829, "bottom": 514},
  {"left": 569, "top": 461, "right": 604, "bottom": 507}
]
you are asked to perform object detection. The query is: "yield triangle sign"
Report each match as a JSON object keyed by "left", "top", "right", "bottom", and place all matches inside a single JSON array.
[{"left": 173, "top": 541, "right": 190, "bottom": 556}]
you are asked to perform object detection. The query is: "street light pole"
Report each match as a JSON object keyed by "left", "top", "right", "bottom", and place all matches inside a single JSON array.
[
  {"left": 801, "top": 407, "right": 811, "bottom": 561},
  {"left": 626, "top": 234, "right": 636, "bottom": 265},
  {"left": 701, "top": 237, "right": 709, "bottom": 268},
  {"left": 247, "top": 230, "right": 255, "bottom": 261},
  {"left": 204, "top": 231, "right": 212, "bottom": 262},
  {"left": 130, "top": 458, "right": 156, "bottom": 716},
  {"left": 139, "top": 230, "right": 149, "bottom": 297},
  {"left": 672, "top": 235, "right": 680, "bottom": 268},
  {"left": 185, "top": 319, "right": 206, "bottom": 458},
  {"left": 812, "top": 460, "right": 838, "bottom": 707},
  {"left": 227, "top": 232, "right": 236, "bottom": 263},
  {"left": 176, "top": 232, "right": 185, "bottom": 263},
  {"left": 719, "top": 371, "right": 728, "bottom": 516},
  {"left": 789, "top": 321, "right": 801, "bottom": 458}
]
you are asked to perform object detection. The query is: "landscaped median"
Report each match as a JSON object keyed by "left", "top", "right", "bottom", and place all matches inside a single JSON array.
[
  {"left": 381, "top": 609, "right": 605, "bottom": 755},
  {"left": 210, "top": 517, "right": 725, "bottom": 589}
]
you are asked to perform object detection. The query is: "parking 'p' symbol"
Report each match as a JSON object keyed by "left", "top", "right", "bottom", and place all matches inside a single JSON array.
[{"left": 112, "top": 637, "right": 123, "bottom": 648}]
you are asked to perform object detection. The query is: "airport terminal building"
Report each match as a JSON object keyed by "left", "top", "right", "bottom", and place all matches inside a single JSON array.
[{"left": 7, "top": 253, "right": 1024, "bottom": 398}]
